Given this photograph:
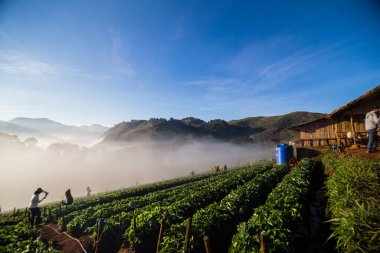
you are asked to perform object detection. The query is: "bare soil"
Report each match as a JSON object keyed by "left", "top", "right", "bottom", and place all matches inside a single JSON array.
[{"left": 40, "top": 223, "right": 94, "bottom": 253}]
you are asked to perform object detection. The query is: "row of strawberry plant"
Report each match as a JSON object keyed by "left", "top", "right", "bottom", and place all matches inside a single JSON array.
[
  {"left": 47, "top": 172, "right": 214, "bottom": 218},
  {"left": 159, "top": 165, "right": 288, "bottom": 253},
  {"left": 229, "top": 158, "right": 314, "bottom": 253},
  {"left": 64, "top": 170, "right": 229, "bottom": 236},
  {"left": 0, "top": 173, "right": 216, "bottom": 253},
  {"left": 64, "top": 163, "right": 273, "bottom": 253},
  {"left": 322, "top": 153, "right": 380, "bottom": 252},
  {"left": 125, "top": 162, "right": 273, "bottom": 252},
  {"left": 0, "top": 216, "right": 58, "bottom": 253}
]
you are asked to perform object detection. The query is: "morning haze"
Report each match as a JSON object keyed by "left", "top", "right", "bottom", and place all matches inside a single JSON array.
[
  {"left": 0, "top": 136, "right": 272, "bottom": 211},
  {"left": 0, "top": 112, "right": 324, "bottom": 211}
]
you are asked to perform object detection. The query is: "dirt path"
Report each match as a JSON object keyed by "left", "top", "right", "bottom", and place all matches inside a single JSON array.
[{"left": 40, "top": 224, "right": 94, "bottom": 253}]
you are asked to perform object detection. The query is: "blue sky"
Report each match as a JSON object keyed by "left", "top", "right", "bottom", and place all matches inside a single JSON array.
[{"left": 0, "top": 0, "right": 379, "bottom": 126}]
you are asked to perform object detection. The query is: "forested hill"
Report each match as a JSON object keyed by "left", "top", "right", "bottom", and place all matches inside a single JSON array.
[{"left": 100, "top": 111, "right": 324, "bottom": 145}]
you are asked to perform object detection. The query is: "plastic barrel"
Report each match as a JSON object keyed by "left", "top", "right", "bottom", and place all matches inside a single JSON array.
[{"left": 276, "top": 144, "right": 290, "bottom": 165}]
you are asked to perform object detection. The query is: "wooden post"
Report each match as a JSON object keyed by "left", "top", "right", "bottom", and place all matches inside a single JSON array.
[
  {"left": 184, "top": 217, "right": 192, "bottom": 253},
  {"left": 47, "top": 208, "right": 51, "bottom": 223},
  {"left": 350, "top": 113, "right": 359, "bottom": 149},
  {"left": 61, "top": 207, "right": 65, "bottom": 223},
  {"left": 156, "top": 217, "right": 165, "bottom": 253},
  {"left": 60, "top": 217, "right": 67, "bottom": 231},
  {"left": 203, "top": 236, "right": 212, "bottom": 253},
  {"left": 117, "top": 216, "right": 122, "bottom": 249},
  {"left": 260, "top": 233, "right": 269, "bottom": 253},
  {"left": 95, "top": 218, "right": 105, "bottom": 253},
  {"left": 93, "top": 218, "right": 99, "bottom": 249},
  {"left": 13, "top": 207, "right": 16, "bottom": 216},
  {"left": 94, "top": 242, "right": 99, "bottom": 253},
  {"left": 133, "top": 216, "right": 137, "bottom": 244}
]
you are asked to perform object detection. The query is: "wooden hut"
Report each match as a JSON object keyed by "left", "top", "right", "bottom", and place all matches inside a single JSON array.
[{"left": 289, "top": 85, "right": 380, "bottom": 149}]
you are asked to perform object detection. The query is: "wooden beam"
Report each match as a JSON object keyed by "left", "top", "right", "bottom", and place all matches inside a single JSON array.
[{"left": 349, "top": 113, "right": 357, "bottom": 145}]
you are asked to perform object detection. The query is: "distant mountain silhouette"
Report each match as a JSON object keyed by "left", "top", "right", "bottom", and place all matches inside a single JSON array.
[
  {"left": 100, "top": 111, "right": 324, "bottom": 145},
  {"left": 0, "top": 118, "right": 108, "bottom": 147}
]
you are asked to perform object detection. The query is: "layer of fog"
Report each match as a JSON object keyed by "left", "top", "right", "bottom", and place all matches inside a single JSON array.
[{"left": 0, "top": 139, "right": 274, "bottom": 212}]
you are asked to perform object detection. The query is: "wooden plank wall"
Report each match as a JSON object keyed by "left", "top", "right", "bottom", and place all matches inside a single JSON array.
[{"left": 298, "top": 115, "right": 368, "bottom": 146}]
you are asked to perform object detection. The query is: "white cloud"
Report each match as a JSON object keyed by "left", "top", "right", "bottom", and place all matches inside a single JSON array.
[
  {"left": 215, "top": 35, "right": 342, "bottom": 94},
  {"left": 0, "top": 50, "right": 79, "bottom": 76}
]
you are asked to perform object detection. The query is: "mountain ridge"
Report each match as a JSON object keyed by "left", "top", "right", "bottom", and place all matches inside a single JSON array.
[
  {"left": 0, "top": 118, "right": 109, "bottom": 147},
  {"left": 0, "top": 112, "right": 324, "bottom": 147},
  {"left": 100, "top": 111, "right": 324, "bottom": 145}
]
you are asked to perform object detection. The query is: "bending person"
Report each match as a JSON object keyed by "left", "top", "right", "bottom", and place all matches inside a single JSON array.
[
  {"left": 62, "top": 189, "right": 74, "bottom": 205},
  {"left": 28, "top": 188, "right": 48, "bottom": 226}
]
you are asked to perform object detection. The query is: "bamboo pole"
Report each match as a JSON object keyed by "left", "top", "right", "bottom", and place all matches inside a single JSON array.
[
  {"left": 184, "top": 217, "right": 192, "bottom": 253},
  {"left": 156, "top": 217, "right": 165, "bottom": 253},
  {"left": 260, "top": 233, "right": 268, "bottom": 253},
  {"left": 203, "top": 236, "right": 212, "bottom": 253}
]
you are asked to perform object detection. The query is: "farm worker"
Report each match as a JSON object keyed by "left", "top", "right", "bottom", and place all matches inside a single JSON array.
[
  {"left": 222, "top": 164, "right": 227, "bottom": 171},
  {"left": 62, "top": 189, "right": 74, "bottom": 205},
  {"left": 365, "top": 107, "right": 380, "bottom": 153},
  {"left": 86, "top": 186, "right": 92, "bottom": 196},
  {"left": 289, "top": 156, "right": 298, "bottom": 166},
  {"left": 28, "top": 187, "right": 48, "bottom": 226}
]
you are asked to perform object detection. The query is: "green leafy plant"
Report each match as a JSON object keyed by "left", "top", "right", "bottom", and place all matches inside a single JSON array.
[
  {"left": 323, "top": 154, "right": 380, "bottom": 252},
  {"left": 229, "top": 159, "right": 315, "bottom": 253}
]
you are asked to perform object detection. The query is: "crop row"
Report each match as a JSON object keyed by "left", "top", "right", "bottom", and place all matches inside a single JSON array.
[
  {"left": 0, "top": 161, "right": 274, "bottom": 253},
  {"left": 159, "top": 165, "right": 288, "bottom": 253},
  {"left": 125, "top": 162, "right": 273, "bottom": 252},
  {"left": 229, "top": 158, "right": 314, "bottom": 253},
  {"left": 0, "top": 217, "right": 58, "bottom": 253},
  {"left": 48, "top": 172, "right": 214, "bottom": 218},
  {"left": 65, "top": 170, "right": 229, "bottom": 236}
]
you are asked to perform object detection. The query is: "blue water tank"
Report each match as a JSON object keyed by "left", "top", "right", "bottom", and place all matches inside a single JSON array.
[{"left": 276, "top": 144, "right": 291, "bottom": 165}]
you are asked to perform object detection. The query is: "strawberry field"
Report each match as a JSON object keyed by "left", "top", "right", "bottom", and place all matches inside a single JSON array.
[{"left": 3, "top": 156, "right": 372, "bottom": 253}]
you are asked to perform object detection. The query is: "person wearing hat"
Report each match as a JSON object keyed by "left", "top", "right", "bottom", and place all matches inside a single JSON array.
[
  {"left": 28, "top": 188, "right": 48, "bottom": 226},
  {"left": 365, "top": 107, "right": 380, "bottom": 153}
]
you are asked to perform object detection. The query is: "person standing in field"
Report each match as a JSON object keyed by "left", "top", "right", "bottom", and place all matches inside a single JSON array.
[
  {"left": 28, "top": 188, "right": 48, "bottom": 226},
  {"left": 62, "top": 189, "right": 74, "bottom": 205},
  {"left": 365, "top": 107, "right": 380, "bottom": 153},
  {"left": 86, "top": 186, "right": 92, "bottom": 196}
]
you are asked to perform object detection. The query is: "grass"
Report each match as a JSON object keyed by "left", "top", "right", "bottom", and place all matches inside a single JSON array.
[{"left": 322, "top": 153, "right": 380, "bottom": 252}]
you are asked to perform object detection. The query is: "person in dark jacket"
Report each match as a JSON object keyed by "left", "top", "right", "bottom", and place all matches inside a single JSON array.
[{"left": 62, "top": 189, "right": 73, "bottom": 205}]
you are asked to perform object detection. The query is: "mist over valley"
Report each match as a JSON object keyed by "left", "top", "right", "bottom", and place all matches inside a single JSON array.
[{"left": 0, "top": 112, "right": 323, "bottom": 211}]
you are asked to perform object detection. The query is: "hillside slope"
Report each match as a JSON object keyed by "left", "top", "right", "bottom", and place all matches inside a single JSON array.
[
  {"left": 0, "top": 118, "right": 108, "bottom": 147},
  {"left": 100, "top": 111, "right": 324, "bottom": 145}
]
